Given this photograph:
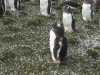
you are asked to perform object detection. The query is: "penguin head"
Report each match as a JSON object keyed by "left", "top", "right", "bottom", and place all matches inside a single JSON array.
[
  {"left": 51, "top": 21, "right": 64, "bottom": 37},
  {"left": 51, "top": 21, "right": 61, "bottom": 28},
  {"left": 84, "top": 0, "right": 91, "bottom": 4},
  {"left": 62, "top": 5, "right": 72, "bottom": 13}
]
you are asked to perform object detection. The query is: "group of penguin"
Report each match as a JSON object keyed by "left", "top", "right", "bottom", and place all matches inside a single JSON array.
[
  {"left": 40, "top": 0, "right": 99, "bottom": 64},
  {"left": 0, "top": 0, "right": 25, "bottom": 16}
]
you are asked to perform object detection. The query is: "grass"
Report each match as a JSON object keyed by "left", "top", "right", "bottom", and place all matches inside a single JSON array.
[{"left": 0, "top": 0, "right": 100, "bottom": 75}]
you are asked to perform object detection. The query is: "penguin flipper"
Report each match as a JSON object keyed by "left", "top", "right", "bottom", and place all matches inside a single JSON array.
[
  {"left": 59, "top": 36, "right": 67, "bottom": 62},
  {"left": 14, "top": 0, "right": 20, "bottom": 10},
  {"left": 47, "top": 0, "right": 51, "bottom": 15},
  {"left": 53, "top": 37, "right": 60, "bottom": 60},
  {"left": 0, "top": 1, "right": 4, "bottom": 15},
  {"left": 72, "top": 16, "right": 75, "bottom": 32},
  {"left": 90, "top": 6, "right": 94, "bottom": 20}
]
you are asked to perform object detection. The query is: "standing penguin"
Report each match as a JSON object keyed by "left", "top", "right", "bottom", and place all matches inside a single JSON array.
[
  {"left": 8, "top": 0, "right": 21, "bottom": 11},
  {"left": 50, "top": 21, "right": 68, "bottom": 64},
  {"left": 63, "top": 6, "right": 75, "bottom": 33},
  {"left": 40, "top": 0, "right": 52, "bottom": 18},
  {"left": 0, "top": 0, "right": 6, "bottom": 16},
  {"left": 82, "top": 0, "right": 94, "bottom": 21}
]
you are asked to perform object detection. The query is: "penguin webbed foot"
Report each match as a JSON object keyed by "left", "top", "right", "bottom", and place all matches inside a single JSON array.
[
  {"left": 10, "top": 8, "right": 16, "bottom": 11},
  {"left": 3, "top": 14, "right": 7, "bottom": 17},
  {"left": 44, "top": 16, "right": 49, "bottom": 19},
  {"left": 64, "top": 30, "right": 70, "bottom": 33},
  {"left": 52, "top": 60, "right": 59, "bottom": 64},
  {"left": 0, "top": 14, "right": 7, "bottom": 17}
]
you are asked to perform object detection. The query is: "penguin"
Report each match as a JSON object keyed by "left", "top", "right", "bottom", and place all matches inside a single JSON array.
[
  {"left": 50, "top": 21, "right": 68, "bottom": 64},
  {"left": 63, "top": 6, "right": 75, "bottom": 33},
  {"left": 54, "top": 1, "right": 82, "bottom": 10},
  {"left": 40, "top": 0, "right": 52, "bottom": 18},
  {"left": 0, "top": 0, "right": 6, "bottom": 16},
  {"left": 8, "top": 0, "right": 21, "bottom": 11},
  {"left": 82, "top": 0, "right": 94, "bottom": 21}
]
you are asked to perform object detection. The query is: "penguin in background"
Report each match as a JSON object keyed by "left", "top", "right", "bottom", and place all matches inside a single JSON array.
[
  {"left": 54, "top": 1, "right": 82, "bottom": 10},
  {"left": 63, "top": 5, "right": 75, "bottom": 33},
  {"left": 40, "top": 0, "right": 52, "bottom": 18},
  {"left": 50, "top": 21, "right": 68, "bottom": 64},
  {"left": 0, "top": 0, "right": 6, "bottom": 16},
  {"left": 8, "top": 0, "right": 21, "bottom": 11},
  {"left": 82, "top": 0, "right": 94, "bottom": 21}
]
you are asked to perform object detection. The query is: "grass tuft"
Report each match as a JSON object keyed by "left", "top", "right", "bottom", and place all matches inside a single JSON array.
[
  {"left": 86, "top": 49, "right": 99, "bottom": 59},
  {"left": 2, "top": 18, "right": 16, "bottom": 25},
  {"left": 27, "top": 16, "right": 44, "bottom": 26}
]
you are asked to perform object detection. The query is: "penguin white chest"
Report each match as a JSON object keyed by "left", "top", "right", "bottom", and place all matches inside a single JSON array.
[
  {"left": 40, "top": 0, "right": 50, "bottom": 16},
  {"left": 82, "top": 3, "right": 92, "bottom": 21},
  {"left": 63, "top": 13, "right": 73, "bottom": 32},
  {"left": 50, "top": 30, "right": 56, "bottom": 61},
  {"left": 8, "top": 0, "right": 16, "bottom": 11}
]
